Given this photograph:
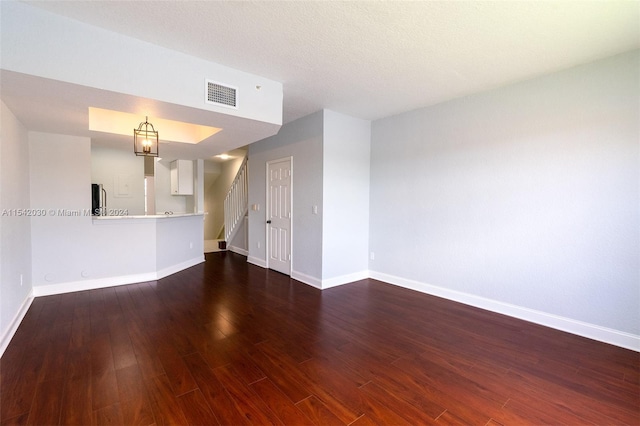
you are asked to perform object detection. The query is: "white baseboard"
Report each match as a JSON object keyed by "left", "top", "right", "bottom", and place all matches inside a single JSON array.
[
  {"left": 369, "top": 270, "right": 640, "bottom": 352},
  {"left": 33, "top": 256, "right": 205, "bottom": 297},
  {"left": 245, "top": 258, "right": 324, "bottom": 289},
  {"left": 291, "top": 270, "right": 322, "bottom": 289},
  {"left": 322, "top": 270, "right": 369, "bottom": 289},
  {"left": 33, "top": 273, "right": 156, "bottom": 296},
  {"left": 0, "top": 291, "right": 33, "bottom": 357},
  {"left": 28, "top": 251, "right": 634, "bottom": 352},
  {"left": 292, "top": 270, "right": 370, "bottom": 290},
  {"left": 247, "top": 256, "right": 267, "bottom": 268},
  {"left": 254, "top": 263, "right": 365, "bottom": 292},
  {"left": 229, "top": 246, "right": 248, "bottom": 257},
  {"left": 157, "top": 256, "right": 205, "bottom": 280}
]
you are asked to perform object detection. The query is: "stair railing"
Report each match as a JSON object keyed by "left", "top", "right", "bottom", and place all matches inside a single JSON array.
[{"left": 224, "top": 156, "right": 248, "bottom": 244}]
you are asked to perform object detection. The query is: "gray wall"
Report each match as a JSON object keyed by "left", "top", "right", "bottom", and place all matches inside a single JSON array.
[
  {"left": 369, "top": 51, "right": 639, "bottom": 335},
  {"left": 0, "top": 101, "right": 33, "bottom": 353},
  {"left": 248, "top": 111, "right": 324, "bottom": 281},
  {"left": 228, "top": 216, "right": 248, "bottom": 254},
  {"left": 247, "top": 110, "right": 372, "bottom": 287},
  {"left": 29, "top": 132, "right": 203, "bottom": 291},
  {"left": 322, "top": 110, "right": 371, "bottom": 283}
]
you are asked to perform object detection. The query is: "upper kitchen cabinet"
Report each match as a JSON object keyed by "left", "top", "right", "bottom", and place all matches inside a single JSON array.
[{"left": 170, "top": 160, "right": 194, "bottom": 195}]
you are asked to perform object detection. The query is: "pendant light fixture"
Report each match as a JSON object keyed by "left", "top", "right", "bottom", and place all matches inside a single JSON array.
[{"left": 133, "top": 116, "right": 159, "bottom": 157}]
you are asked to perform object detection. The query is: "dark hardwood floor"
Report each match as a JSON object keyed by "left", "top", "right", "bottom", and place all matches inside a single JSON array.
[{"left": 1, "top": 251, "right": 638, "bottom": 425}]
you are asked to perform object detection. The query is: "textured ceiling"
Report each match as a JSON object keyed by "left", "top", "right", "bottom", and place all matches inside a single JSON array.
[{"left": 24, "top": 1, "right": 639, "bottom": 124}]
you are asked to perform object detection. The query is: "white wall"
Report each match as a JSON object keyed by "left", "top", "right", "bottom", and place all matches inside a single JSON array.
[
  {"left": 29, "top": 132, "right": 204, "bottom": 294},
  {"left": 204, "top": 156, "right": 246, "bottom": 240},
  {"left": 91, "top": 147, "right": 204, "bottom": 217},
  {"left": 369, "top": 51, "right": 640, "bottom": 338},
  {"left": 322, "top": 110, "right": 371, "bottom": 285},
  {"left": 1, "top": 1, "right": 282, "bottom": 126},
  {"left": 29, "top": 132, "right": 96, "bottom": 287},
  {"left": 91, "top": 145, "right": 145, "bottom": 215},
  {"left": 29, "top": 132, "right": 153, "bottom": 285},
  {"left": 155, "top": 159, "right": 189, "bottom": 214},
  {"left": 203, "top": 166, "right": 221, "bottom": 239},
  {"left": 156, "top": 215, "right": 204, "bottom": 272},
  {"left": 191, "top": 159, "right": 205, "bottom": 215},
  {"left": 248, "top": 111, "right": 324, "bottom": 282},
  {"left": 0, "top": 101, "right": 33, "bottom": 355}
]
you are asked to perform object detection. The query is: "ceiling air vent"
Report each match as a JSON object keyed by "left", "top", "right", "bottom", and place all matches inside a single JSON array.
[{"left": 206, "top": 80, "right": 238, "bottom": 109}]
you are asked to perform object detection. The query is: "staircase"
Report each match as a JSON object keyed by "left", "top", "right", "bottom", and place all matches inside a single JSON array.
[{"left": 223, "top": 156, "right": 248, "bottom": 248}]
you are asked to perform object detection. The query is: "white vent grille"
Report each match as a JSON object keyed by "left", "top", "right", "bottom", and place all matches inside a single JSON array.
[{"left": 206, "top": 80, "right": 237, "bottom": 108}]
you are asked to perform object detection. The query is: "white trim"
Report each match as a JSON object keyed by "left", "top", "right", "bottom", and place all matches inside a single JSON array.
[
  {"left": 369, "top": 270, "right": 640, "bottom": 352},
  {"left": 33, "top": 273, "right": 156, "bottom": 296},
  {"left": 0, "top": 291, "right": 34, "bottom": 357},
  {"left": 322, "top": 270, "right": 369, "bottom": 289},
  {"left": 291, "top": 270, "right": 322, "bottom": 289},
  {"left": 251, "top": 261, "right": 324, "bottom": 290},
  {"left": 33, "top": 256, "right": 204, "bottom": 297},
  {"left": 157, "top": 256, "right": 204, "bottom": 280},
  {"left": 248, "top": 256, "right": 267, "bottom": 268},
  {"left": 14, "top": 255, "right": 636, "bottom": 353},
  {"left": 229, "top": 246, "right": 248, "bottom": 257}
]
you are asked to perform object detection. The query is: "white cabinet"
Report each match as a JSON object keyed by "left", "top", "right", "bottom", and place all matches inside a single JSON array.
[{"left": 170, "top": 160, "right": 193, "bottom": 195}]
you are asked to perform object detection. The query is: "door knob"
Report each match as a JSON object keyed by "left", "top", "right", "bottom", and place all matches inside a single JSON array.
[{"left": 266, "top": 220, "right": 272, "bottom": 224}]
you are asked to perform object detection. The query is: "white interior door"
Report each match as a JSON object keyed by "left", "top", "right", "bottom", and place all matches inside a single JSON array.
[{"left": 266, "top": 157, "right": 292, "bottom": 275}]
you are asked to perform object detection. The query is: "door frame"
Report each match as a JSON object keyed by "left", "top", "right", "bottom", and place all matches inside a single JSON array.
[{"left": 265, "top": 156, "right": 293, "bottom": 275}]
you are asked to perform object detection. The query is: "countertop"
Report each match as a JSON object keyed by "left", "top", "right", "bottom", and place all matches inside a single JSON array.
[{"left": 92, "top": 213, "right": 204, "bottom": 220}]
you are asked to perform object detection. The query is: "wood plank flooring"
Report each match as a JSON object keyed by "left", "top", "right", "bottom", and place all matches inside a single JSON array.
[{"left": 1, "top": 251, "right": 638, "bottom": 425}]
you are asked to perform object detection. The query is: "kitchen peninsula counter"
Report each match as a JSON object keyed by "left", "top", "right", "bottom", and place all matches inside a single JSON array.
[
  {"left": 92, "top": 212, "right": 203, "bottom": 221},
  {"left": 33, "top": 212, "right": 204, "bottom": 297}
]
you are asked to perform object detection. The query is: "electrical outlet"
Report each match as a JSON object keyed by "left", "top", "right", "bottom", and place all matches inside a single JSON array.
[
  {"left": 370, "top": 252, "right": 375, "bottom": 261},
  {"left": 20, "top": 274, "right": 23, "bottom": 286},
  {"left": 257, "top": 241, "right": 261, "bottom": 249}
]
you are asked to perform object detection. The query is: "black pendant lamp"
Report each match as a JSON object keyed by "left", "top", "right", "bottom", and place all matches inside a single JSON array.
[{"left": 133, "top": 116, "right": 159, "bottom": 157}]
